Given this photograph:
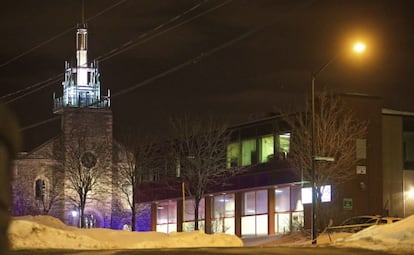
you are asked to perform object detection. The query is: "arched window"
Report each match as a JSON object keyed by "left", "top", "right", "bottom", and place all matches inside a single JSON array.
[{"left": 35, "top": 179, "right": 46, "bottom": 201}]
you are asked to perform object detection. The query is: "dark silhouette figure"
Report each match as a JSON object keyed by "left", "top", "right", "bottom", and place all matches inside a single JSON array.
[{"left": 0, "top": 103, "right": 21, "bottom": 255}]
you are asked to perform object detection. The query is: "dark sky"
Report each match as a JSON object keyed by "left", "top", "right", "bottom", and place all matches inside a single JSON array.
[{"left": 1, "top": 0, "right": 413, "bottom": 151}]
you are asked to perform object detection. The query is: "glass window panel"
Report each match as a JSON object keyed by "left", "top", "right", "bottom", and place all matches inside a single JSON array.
[
  {"left": 242, "top": 139, "right": 257, "bottom": 166},
  {"left": 275, "top": 187, "right": 290, "bottom": 212},
  {"left": 183, "top": 221, "right": 194, "bottom": 232},
  {"left": 255, "top": 190, "right": 268, "bottom": 214},
  {"left": 301, "top": 186, "right": 332, "bottom": 204},
  {"left": 156, "top": 224, "right": 168, "bottom": 233},
  {"left": 213, "top": 195, "right": 225, "bottom": 218},
  {"left": 278, "top": 133, "right": 290, "bottom": 159},
  {"left": 301, "top": 187, "right": 312, "bottom": 204},
  {"left": 184, "top": 199, "right": 195, "bottom": 221},
  {"left": 275, "top": 213, "right": 291, "bottom": 233},
  {"left": 243, "top": 191, "right": 256, "bottom": 215},
  {"left": 320, "top": 185, "right": 332, "bottom": 202},
  {"left": 168, "top": 201, "right": 177, "bottom": 223},
  {"left": 290, "top": 186, "right": 303, "bottom": 211},
  {"left": 227, "top": 142, "right": 240, "bottom": 168},
  {"left": 259, "top": 135, "right": 274, "bottom": 163},
  {"left": 404, "top": 132, "right": 414, "bottom": 169},
  {"left": 214, "top": 194, "right": 235, "bottom": 218},
  {"left": 184, "top": 198, "right": 204, "bottom": 222},
  {"left": 183, "top": 221, "right": 205, "bottom": 232},
  {"left": 224, "top": 194, "right": 235, "bottom": 217},
  {"left": 292, "top": 212, "right": 304, "bottom": 231},
  {"left": 241, "top": 216, "right": 256, "bottom": 237},
  {"left": 256, "top": 215, "right": 268, "bottom": 235},
  {"left": 168, "top": 223, "right": 177, "bottom": 233},
  {"left": 224, "top": 218, "right": 235, "bottom": 235},
  {"left": 211, "top": 218, "right": 221, "bottom": 233},
  {"left": 157, "top": 202, "right": 168, "bottom": 224}
]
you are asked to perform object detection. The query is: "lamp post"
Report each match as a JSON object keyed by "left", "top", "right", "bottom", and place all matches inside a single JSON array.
[
  {"left": 71, "top": 205, "right": 82, "bottom": 228},
  {"left": 310, "top": 41, "right": 366, "bottom": 245}
]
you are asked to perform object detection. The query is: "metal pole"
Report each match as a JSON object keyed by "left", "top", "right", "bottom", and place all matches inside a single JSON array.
[
  {"left": 311, "top": 74, "right": 317, "bottom": 245},
  {"left": 182, "top": 182, "right": 186, "bottom": 222}
]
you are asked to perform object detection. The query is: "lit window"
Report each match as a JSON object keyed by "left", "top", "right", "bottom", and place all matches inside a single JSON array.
[
  {"left": 226, "top": 142, "right": 240, "bottom": 168},
  {"left": 242, "top": 139, "right": 257, "bottom": 166},
  {"left": 259, "top": 135, "right": 274, "bottom": 163},
  {"left": 278, "top": 133, "right": 290, "bottom": 159},
  {"left": 156, "top": 201, "right": 177, "bottom": 233},
  {"left": 212, "top": 194, "right": 235, "bottom": 234},
  {"left": 301, "top": 185, "right": 332, "bottom": 204},
  {"left": 275, "top": 187, "right": 290, "bottom": 212},
  {"left": 183, "top": 198, "right": 205, "bottom": 232},
  {"left": 241, "top": 190, "right": 268, "bottom": 237}
]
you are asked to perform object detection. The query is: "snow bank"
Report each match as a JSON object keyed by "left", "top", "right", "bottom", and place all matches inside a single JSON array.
[
  {"left": 8, "top": 214, "right": 414, "bottom": 254},
  {"left": 335, "top": 214, "right": 414, "bottom": 254},
  {"left": 8, "top": 215, "right": 243, "bottom": 250}
]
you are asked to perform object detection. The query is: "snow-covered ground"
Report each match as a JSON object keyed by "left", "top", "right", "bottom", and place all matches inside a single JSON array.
[
  {"left": 8, "top": 215, "right": 243, "bottom": 250},
  {"left": 7, "top": 214, "right": 414, "bottom": 254}
]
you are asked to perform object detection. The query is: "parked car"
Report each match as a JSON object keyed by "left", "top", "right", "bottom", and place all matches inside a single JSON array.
[
  {"left": 328, "top": 215, "right": 401, "bottom": 233},
  {"left": 341, "top": 215, "right": 401, "bottom": 225}
]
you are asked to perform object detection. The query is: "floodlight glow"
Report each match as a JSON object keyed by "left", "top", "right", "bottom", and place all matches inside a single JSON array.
[{"left": 407, "top": 187, "right": 414, "bottom": 199}]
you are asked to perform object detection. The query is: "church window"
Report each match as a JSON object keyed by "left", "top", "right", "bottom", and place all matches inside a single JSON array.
[{"left": 35, "top": 179, "right": 46, "bottom": 201}]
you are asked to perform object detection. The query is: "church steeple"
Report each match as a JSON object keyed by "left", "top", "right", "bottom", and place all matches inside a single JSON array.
[{"left": 53, "top": 24, "right": 110, "bottom": 113}]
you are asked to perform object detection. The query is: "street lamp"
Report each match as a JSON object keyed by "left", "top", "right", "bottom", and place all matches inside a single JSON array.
[{"left": 310, "top": 42, "right": 366, "bottom": 245}]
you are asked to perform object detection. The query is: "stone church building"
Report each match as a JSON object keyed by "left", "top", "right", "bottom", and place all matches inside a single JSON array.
[{"left": 12, "top": 25, "right": 131, "bottom": 229}]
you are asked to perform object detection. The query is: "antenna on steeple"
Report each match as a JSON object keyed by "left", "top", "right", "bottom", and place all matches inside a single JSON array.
[{"left": 81, "top": 0, "right": 85, "bottom": 25}]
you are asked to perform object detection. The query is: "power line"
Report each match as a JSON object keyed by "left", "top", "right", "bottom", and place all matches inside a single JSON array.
[
  {"left": 111, "top": 29, "right": 255, "bottom": 98},
  {"left": 0, "top": 74, "right": 62, "bottom": 102},
  {"left": 0, "top": 0, "right": 129, "bottom": 69},
  {"left": 19, "top": 26, "right": 254, "bottom": 132},
  {"left": 20, "top": 116, "right": 61, "bottom": 132},
  {"left": 4, "top": 0, "right": 211, "bottom": 104},
  {"left": 97, "top": 0, "right": 218, "bottom": 62}
]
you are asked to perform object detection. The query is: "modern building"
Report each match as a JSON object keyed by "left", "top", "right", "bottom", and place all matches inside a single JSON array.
[{"left": 135, "top": 95, "right": 414, "bottom": 237}]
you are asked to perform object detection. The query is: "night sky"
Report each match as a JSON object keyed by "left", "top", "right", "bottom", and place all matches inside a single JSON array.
[{"left": 1, "top": 0, "right": 413, "bottom": 151}]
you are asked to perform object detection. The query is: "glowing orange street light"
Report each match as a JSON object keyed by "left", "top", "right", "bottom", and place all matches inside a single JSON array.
[{"left": 353, "top": 42, "right": 366, "bottom": 53}]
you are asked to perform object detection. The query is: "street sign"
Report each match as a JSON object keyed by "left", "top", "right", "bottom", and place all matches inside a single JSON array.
[{"left": 343, "top": 198, "right": 353, "bottom": 210}]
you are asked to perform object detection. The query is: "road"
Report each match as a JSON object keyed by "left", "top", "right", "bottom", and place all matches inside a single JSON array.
[{"left": 11, "top": 247, "right": 394, "bottom": 255}]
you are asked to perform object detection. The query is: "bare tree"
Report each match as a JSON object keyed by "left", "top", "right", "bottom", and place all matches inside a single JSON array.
[
  {"left": 63, "top": 122, "right": 111, "bottom": 228},
  {"left": 169, "top": 115, "right": 241, "bottom": 231},
  {"left": 116, "top": 132, "right": 160, "bottom": 231},
  {"left": 282, "top": 91, "right": 368, "bottom": 227}
]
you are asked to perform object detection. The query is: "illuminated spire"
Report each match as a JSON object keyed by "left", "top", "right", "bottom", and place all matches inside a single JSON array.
[{"left": 53, "top": 24, "right": 110, "bottom": 112}]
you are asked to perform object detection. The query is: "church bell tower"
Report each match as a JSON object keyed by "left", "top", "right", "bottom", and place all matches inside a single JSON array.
[{"left": 52, "top": 24, "right": 114, "bottom": 228}]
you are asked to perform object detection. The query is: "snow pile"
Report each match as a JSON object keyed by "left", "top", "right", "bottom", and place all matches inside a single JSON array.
[
  {"left": 8, "top": 215, "right": 243, "bottom": 250},
  {"left": 258, "top": 215, "right": 414, "bottom": 254},
  {"left": 8, "top": 214, "right": 414, "bottom": 253},
  {"left": 335, "top": 214, "right": 414, "bottom": 254}
]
